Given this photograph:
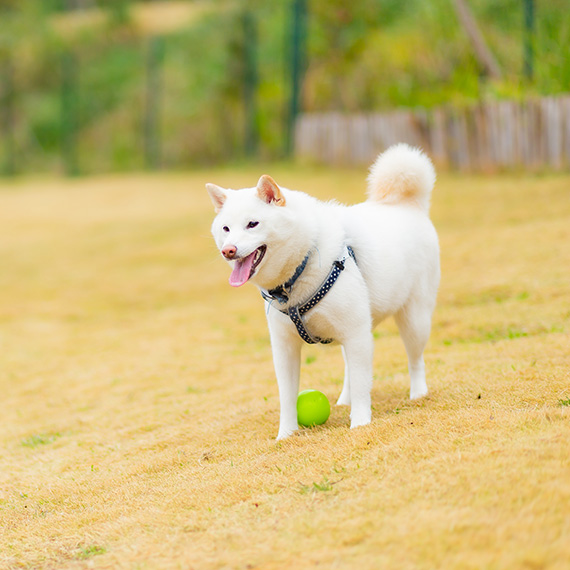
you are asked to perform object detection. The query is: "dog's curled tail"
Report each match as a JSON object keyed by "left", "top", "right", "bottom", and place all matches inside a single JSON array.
[{"left": 366, "top": 143, "right": 436, "bottom": 212}]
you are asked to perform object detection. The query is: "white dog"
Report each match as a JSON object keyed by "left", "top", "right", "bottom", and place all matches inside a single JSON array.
[{"left": 207, "top": 144, "right": 440, "bottom": 439}]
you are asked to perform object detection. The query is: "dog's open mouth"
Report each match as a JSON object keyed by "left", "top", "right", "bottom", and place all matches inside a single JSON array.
[{"left": 229, "top": 245, "right": 267, "bottom": 287}]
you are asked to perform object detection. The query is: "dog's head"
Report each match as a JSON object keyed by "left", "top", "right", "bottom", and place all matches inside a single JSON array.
[{"left": 207, "top": 175, "right": 295, "bottom": 288}]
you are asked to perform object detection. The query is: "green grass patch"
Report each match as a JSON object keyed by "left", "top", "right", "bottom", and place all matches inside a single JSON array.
[
  {"left": 21, "top": 432, "right": 62, "bottom": 448},
  {"left": 75, "top": 545, "right": 107, "bottom": 560},
  {"left": 300, "top": 477, "right": 336, "bottom": 495},
  {"left": 305, "top": 354, "right": 317, "bottom": 365}
]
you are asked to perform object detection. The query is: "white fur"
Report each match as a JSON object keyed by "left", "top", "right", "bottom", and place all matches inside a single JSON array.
[
  {"left": 367, "top": 143, "right": 436, "bottom": 212},
  {"left": 207, "top": 144, "right": 440, "bottom": 439}
]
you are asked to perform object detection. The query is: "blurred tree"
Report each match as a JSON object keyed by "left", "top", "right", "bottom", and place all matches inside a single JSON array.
[
  {"left": 452, "top": 0, "right": 502, "bottom": 79},
  {"left": 0, "top": 0, "right": 17, "bottom": 10},
  {"left": 523, "top": 0, "right": 535, "bottom": 81},
  {"left": 97, "top": 0, "right": 131, "bottom": 25},
  {"left": 1, "top": 0, "right": 570, "bottom": 173},
  {"left": 64, "top": 0, "right": 96, "bottom": 9},
  {"left": 241, "top": 10, "right": 259, "bottom": 157},
  {"left": 0, "top": 56, "right": 15, "bottom": 175},
  {"left": 61, "top": 51, "right": 79, "bottom": 175},
  {"left": 144, "top": 35, "right": 164, "bottom": 170},
  {"left": 286, "top": 0, "right": 307, "bottom": 155}
]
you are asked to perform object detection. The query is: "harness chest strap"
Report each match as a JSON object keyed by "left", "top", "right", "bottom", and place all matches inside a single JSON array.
[
  {"left": 261, "top": 246, "right": 357, "bottom": 344},
  {"left": 264, "top": 252, "right": 310, "bottom": 304}
]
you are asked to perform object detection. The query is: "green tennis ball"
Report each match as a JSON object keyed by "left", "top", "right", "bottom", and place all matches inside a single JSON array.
[{"left": 297, "top": 389, "right": 330, "bottom": 427}]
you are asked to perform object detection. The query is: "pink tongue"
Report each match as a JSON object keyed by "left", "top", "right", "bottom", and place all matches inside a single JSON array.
[{"left": 229, "top": 251, "right": 256, "bottom": 287}]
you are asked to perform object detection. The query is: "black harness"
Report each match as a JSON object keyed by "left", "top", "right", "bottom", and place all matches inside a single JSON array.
[{"left": 261, "top": 246, "right": 357, "bottom": 344}]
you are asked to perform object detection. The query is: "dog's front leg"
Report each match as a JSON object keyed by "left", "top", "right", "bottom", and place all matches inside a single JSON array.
[{"left": 267, "top": 310, "right": 303, "bottom": 439}]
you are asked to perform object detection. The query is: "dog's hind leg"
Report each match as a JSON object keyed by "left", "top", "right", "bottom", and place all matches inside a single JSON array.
[
  {"left": 336, "top": 346, "right": 351, "bottom": 406},
  {"left": 394, "top": 300, "right": 433, "bottom": 400},
  {"left": 342, "top": 334, "right": 373, "bottom": 428}
]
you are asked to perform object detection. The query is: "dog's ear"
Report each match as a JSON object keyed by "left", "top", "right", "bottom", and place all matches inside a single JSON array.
[
  {"left": 206, "top": 183, "right": 227, "bottom": 213},
  {"left": 256, "top": 175, "right": 286, "bottom": 207}
]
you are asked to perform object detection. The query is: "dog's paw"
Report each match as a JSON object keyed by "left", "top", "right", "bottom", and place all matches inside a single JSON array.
[
  {"left": 350, "top": 411, "right": 371, "bottom": 429},
  {"left": 410, "top": 386, "right": 428, "bottom": 400},
  {"left": 350, "top": 418, "right": 371, "bottom": 430},
  {"left": 276, "top": 426, "right": 298, "bottom": 440}
]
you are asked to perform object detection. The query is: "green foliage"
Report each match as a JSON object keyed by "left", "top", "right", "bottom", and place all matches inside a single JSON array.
[
  {"left": 98, "top": 0, "right": 132, "bottom": 27},
  {"left": 1, "top": 0, "right": 570, "bottom": 172}
]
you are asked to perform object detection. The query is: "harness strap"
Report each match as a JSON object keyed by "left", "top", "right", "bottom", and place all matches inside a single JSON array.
[
  {"left": 265, "top": 252, "right": 310, "bottom": 304},
  {"left": 262, "top": 245, "right": 357, "bottom": 345},
  {"left": 288, "top": 305, "right": 325, "bottom": 344}
]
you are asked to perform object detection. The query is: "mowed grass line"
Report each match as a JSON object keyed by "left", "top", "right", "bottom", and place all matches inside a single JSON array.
[{"left": 0, "top": 169, "right": 568, "bottom": 570}]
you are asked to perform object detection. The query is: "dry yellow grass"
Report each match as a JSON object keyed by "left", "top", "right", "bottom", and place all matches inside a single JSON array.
[{"left": 0, "top": 167, "right": 569, "bottom": 570}]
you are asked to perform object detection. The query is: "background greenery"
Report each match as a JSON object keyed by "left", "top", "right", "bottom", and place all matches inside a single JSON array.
[{"left": 1, "top": 0, "right": 569, "bottom": 173}]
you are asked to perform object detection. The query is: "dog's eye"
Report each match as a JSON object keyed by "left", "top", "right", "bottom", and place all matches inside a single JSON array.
[
  {"left": 222, "top": 226, "right": 230, "bottom": 233},
  {"left": 247, "top": 221, "right": 259, "bottom": 229}
]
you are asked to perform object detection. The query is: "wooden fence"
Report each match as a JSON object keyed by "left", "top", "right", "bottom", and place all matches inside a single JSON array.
[{"left": 294, "top": 95, "right": 570, "bottom": 171}]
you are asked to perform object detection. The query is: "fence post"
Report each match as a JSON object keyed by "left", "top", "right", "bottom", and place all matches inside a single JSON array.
[
  {"left": 144, "top": 36, "right": 165, "bottom": 170},
  {"left": 1, "top": 56, "right": 16, "bottom": 176},
  {"left": 61, "top": 51, "right": 79, "bottom": 176},
  {"left": 286, "top": 0, "right": 308, "bottom": 156}
]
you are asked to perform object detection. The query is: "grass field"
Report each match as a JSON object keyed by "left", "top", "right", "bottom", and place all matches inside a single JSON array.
[{"left": 0, "top": 166, "right": 569, "bottom": 569}]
